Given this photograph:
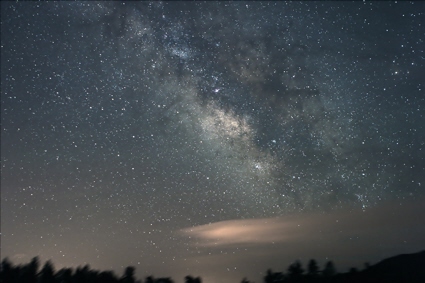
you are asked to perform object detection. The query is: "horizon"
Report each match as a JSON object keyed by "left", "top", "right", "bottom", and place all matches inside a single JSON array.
[{"left": 2, "top": 248, "right": 425, "bottom": 283}]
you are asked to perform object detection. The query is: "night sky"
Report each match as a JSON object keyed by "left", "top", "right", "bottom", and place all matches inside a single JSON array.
[{"left": 1, "top": 1, "right": 425, "bottom": 283}]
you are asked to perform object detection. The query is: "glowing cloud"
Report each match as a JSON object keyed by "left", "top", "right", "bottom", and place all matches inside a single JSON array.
[
  {"left": 180, "top": 199, "right": 425, "bottom": 252},
  {"left": 180, "top": 217, "right": 297, "bottom": 246}
]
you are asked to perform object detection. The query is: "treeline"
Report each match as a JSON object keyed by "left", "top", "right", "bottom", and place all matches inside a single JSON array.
[
  {"left": 261, "top": 259, "right": 340, "bottom": 283},
  {"left": 0, "top": 257, "right": 200, "bottom": 283},
  {"left": 1, "top": 254, "right": 423, "bottom": 283}
]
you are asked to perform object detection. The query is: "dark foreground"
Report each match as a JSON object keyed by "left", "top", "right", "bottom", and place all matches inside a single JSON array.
[{"left": 1, "top": 250, "right": 424, "bottom": 283}]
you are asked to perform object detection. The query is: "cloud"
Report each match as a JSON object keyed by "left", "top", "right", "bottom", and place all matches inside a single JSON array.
[
  {"left": 180, "top": 217, "right": 297, "bottom": 246},
  {"left": 180, "top": 198, "right": 425, "bottom": 258}
]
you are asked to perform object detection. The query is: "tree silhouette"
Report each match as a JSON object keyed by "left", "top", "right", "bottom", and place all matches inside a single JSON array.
[
  {"left": 264, "top": 269, "right": 274, "bottom": 283},
  {"left": 55, "top": 268, "right": 73, "bottom": 283},
  {"left": 307, "top": 259, "right": 319, "bottom": 277},
  {"left": 39, "top": 261, "right": 55, "bottom": 283},
  {"left": 287, "top": 260, "right": 304, "bottom": 282},
  {"left": 1, "top": 258, "right": 16, "bottom": 283},
  {"left": 120, "top": 266, "right": 136, "bottom": 283},
  {"left": 240, "top": 277, "right": 251, "bottom": 283},
  {"left": 74, "top": 265, "right": 91, "bottom": 283},
  {"left": 322, "top": 261, "right": 336, "bottom": 278},
  {"left": 143, "top": 276, "right": 174, "bottom": 283},
  {"left": 98, "top": 270, "right": 119, "bottom": 283},
  {"left": 153, "top": 278, "right": 174, "bottom": 283},
  {"left": 185, "top": 275, "right": 201, "bottom": 283},
  {"left": 19, "top": 256, "right": 39, "bottom": 283},
  {"left": 264, "top": 268, "right": 284, "bottom": 283},
  {"left": 363, "top": 262, "right": 370, "bottom": 271}
]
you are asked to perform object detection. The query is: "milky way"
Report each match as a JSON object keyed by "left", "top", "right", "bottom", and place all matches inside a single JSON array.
[{"left": 2, "top": 2, "right": 424, "bottom": 282}]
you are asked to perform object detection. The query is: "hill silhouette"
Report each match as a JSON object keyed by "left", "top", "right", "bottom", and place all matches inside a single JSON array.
[
  {"left": 335, "top": 250, "right": 425, "bottom": 283},
  {"left": 359, "top": 250, "right": 425, "bottom": 283}
]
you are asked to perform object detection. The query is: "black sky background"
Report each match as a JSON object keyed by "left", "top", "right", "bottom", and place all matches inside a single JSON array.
[{"left": 1, "top": 2, "right": 425, "bottom": 283}]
